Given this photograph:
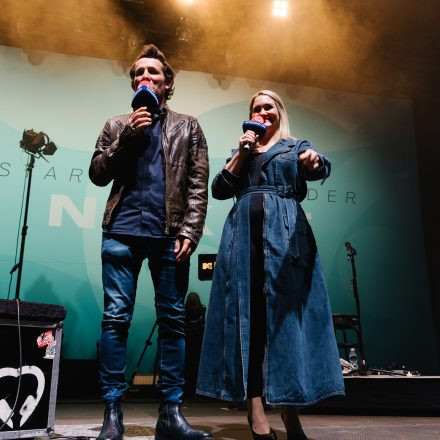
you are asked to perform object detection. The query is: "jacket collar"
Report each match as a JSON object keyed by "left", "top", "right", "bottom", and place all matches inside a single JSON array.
[
  {"left": 260, "top": 138, "right": 296, "bottom": 166},
  {"left": 159, "top": 104, "right": 168, "bottom": 121}
]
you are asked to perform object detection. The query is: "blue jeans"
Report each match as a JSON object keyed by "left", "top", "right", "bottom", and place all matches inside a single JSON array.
[{"left": 99, "top": 234, "right": 189, "bottom": 404}]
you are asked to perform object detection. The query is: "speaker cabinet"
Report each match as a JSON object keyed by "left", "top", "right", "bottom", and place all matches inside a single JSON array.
[{"left": 0, "top": 300, "right": 66, "bottom": 439}]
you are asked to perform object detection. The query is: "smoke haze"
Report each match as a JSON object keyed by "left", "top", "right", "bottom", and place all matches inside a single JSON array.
[{"left": 0, "top": 0, "right": 438, "bottom": 97}]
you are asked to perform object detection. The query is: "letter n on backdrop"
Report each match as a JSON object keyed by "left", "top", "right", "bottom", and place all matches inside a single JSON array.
[{"left": 49, "top": 195, "right": 96, "bottom": 228}]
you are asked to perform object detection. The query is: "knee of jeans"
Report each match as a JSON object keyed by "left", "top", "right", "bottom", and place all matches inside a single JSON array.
[
  {"left": 102, "top": 319, "right": 131, "bottom": 334},
  {"left": 157, "top": 307, "right": 185, "bottom": 336},
  {"left": 156, "top": 302, "right": 184, "bottom": 319}
]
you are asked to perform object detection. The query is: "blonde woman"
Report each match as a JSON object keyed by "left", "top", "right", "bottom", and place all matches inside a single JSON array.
[{"left": 197, "top": 91, "right": 344, "bottom": 440}]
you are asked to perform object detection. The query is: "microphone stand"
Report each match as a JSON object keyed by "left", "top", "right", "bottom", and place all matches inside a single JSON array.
[
  {"left": 129, "top": 320, "right": 158, "bottom": 387},
  {"left": 345, "top": 242, "right": 366, "bottom": 362}
]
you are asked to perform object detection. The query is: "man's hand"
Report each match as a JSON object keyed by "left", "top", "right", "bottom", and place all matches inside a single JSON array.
[
  {"left": 174, "top": 236, "right": 194, "bottom": 263},
  {"left": 299, "top": 148, "right": 321, "bottom": 171},
  {"left": 127, "top": 106, "right": 152, "bottom": 133}
]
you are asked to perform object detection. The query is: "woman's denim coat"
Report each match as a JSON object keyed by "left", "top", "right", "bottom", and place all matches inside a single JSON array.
[{"left": 197, "top": 139, "right": 345, "bottom": 405}]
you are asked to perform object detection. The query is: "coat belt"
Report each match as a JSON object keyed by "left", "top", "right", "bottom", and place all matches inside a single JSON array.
[{"left": 237, "top": 185, "right": 297, "bottom": 201}]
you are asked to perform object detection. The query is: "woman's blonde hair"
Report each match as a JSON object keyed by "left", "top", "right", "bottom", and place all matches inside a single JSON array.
[{"left": 248, "top": 90, "right": 293, "bottom": 141}]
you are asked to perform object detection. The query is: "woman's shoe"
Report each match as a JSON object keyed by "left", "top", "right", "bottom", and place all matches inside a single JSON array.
[{"left": 247, "top": 415, "right": 277, "bottom": 440}]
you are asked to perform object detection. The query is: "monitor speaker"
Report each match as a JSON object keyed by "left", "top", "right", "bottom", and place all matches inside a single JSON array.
[{"left": 0, "top": 299, "right": 66, "bottom": 439}]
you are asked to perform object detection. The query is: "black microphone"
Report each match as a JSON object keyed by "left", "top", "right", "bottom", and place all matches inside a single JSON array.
[{"left": 242, "top": 115, "right": 267, "bottom": 151}]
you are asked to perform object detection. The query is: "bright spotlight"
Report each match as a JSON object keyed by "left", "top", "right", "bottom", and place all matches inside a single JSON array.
[{"left": 273, "top": 0, "right": 288, "bottom": 18}]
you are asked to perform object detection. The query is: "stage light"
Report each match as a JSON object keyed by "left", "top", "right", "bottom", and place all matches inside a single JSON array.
[
  {"left": 19, "top": 129, "right": 57, "bottom": 160},
  {"left": 273, "top": 0, "right": 288, "bottom": 18},
  {"left": 42, "top": 141, "right": 57, "bottom": 156}
]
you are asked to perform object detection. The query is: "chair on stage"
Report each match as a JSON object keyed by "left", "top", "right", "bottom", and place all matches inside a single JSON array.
[{"left": 332, "top": 313, "right": 364, "bottom": 361}]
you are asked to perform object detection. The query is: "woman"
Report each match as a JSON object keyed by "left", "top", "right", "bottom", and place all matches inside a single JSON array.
[{"left": 197, "top": 90, "right": 344, "bottom": 440}]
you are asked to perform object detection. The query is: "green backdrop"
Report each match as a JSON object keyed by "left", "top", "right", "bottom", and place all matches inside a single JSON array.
[{"left": 1, "top": 45, "right": 438, "bottom": 376}]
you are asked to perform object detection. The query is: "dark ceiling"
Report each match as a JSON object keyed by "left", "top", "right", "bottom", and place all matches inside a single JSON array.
[{"left": 1, "top": 0, "right": 439, "bottom": 99}]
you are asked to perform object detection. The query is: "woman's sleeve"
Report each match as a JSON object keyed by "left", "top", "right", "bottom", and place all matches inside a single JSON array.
[
  {"left": 296, "top": 139, "right": 331, "bottom": 181},
  {"left": 211, "top": 167, "right": 241, "bottom": 200}
]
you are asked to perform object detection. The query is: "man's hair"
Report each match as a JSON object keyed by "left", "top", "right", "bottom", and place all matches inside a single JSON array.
[
  {"left": 248, "top": 90, "right": 294, "bottom": 141},
  {"left": 129, "top": 44, "right": 175, "bottom": 100}
]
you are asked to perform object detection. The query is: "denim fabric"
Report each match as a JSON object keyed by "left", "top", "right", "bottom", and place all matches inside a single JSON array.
[
  {"left": 197, "top": 139, "right": 344, "bottom": 405},
  {"left": 99, "top": 234, "right": 188, "bottom": 403}
]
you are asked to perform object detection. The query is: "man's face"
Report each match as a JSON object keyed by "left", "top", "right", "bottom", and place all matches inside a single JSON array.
[{"left": 132, "top": 57, "right": 169, "bottom": 105}]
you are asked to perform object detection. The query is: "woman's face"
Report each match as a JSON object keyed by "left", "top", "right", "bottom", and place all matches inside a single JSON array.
[{"left": 251, "top": 94, "right": 280, "bottom": 139}]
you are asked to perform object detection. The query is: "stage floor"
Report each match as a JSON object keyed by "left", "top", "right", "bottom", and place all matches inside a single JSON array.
[{"left": 42, "top": 401, "right": 440, "bottom": 439}]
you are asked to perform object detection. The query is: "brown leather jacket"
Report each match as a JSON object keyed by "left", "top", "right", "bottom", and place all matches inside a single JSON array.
[{"left": 89, "top": 107, "right": 209, "bottom": 246}]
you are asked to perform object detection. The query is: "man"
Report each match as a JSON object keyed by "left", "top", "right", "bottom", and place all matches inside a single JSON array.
[{"left": 89, "top": 44, "right": 210, "bottom": 440}]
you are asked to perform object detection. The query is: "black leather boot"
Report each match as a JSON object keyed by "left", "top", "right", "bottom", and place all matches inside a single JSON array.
[
  {"left": 97, "top": 402, "right": 124, "bottom": 440},
  {"left": 155, "top": 403, "right": 213, "bottom": 440}
]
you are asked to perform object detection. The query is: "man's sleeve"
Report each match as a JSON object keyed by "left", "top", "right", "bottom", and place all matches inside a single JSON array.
[
  {"left": 178, "top": 118, "right": 209, "bottom": 247},
  {"left": 89, "top": 119, "right": 137, "bottom": 187}
]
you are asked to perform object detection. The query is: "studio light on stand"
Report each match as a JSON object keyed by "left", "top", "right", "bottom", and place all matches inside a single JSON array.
[
  {"left": 1, "top": 131, "right": 65, "bottom": 439},
  {"left": 10, "top": 129, "right": 57, "bottom": 300}
]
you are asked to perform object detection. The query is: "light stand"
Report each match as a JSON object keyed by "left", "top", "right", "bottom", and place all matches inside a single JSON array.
[
  {"left": 9, "top": 129, "right": 57, "bottom": 300},
  {"left": 14, "top": 154, "right": 35, "bottom": 299}
]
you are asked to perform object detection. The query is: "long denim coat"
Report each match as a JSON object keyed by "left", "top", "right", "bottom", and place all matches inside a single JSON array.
[{"left": 197, "top": 139, "right": 345, "bottom": 405}]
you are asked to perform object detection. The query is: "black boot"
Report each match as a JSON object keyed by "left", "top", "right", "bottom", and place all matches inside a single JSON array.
[
  {"left": 155, "top": 403, "right": 213, "bottom": 440},
  {"left": 97, "top": 402, "right": 124, "bottom": 440}
]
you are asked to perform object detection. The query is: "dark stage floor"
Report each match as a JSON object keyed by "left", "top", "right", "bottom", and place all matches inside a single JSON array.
[{"left": 36, "top": 401, "right": 440, "bottom": 439}]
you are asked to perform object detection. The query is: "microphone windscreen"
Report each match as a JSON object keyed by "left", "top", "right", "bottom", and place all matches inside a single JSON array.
[
  {"left": 251, "top": 115, "right": 266, "bottom": 124},
  {"left": 131, "top": 83, "right": 159, "bottom": 111},
  {"left": 138, "top": 79, "right": 153, "bottom": 90},
  {"left": 242, "top": 117, "right": 267, "bottom": 140}
]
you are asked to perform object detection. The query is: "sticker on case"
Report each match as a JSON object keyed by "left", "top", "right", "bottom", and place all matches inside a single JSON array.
[
  {"left": 37, "top": 330, "right": 55, "bottom": 348},
  {"left": 44, "top": 341, "right": 56, "bottom": 359}
]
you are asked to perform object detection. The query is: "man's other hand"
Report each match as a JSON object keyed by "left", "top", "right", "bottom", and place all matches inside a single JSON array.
[{"left": 174, "top": 236, "right": 194, "bottom": 263}]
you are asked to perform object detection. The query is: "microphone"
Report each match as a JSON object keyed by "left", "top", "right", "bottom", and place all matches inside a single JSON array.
[
  {"left": 242, "top": 115, "right": 267, "bottom": 151},
  {"left": 345, "top": 241, "right": 357, "bottom": 256},
  {"left": 131, "top": 80, "right": 159, "bottom": 112}
]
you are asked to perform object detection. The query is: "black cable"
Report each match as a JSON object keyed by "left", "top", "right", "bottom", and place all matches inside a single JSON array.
[
  {"left": 7, "top": 154, "right": 29, "bottom": 300},
  {"left": 46, "top": 435, "right": 96, "bottom": 439},
  {"left": 0, "top": 299, "right": 23, "bottom": 432}
]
